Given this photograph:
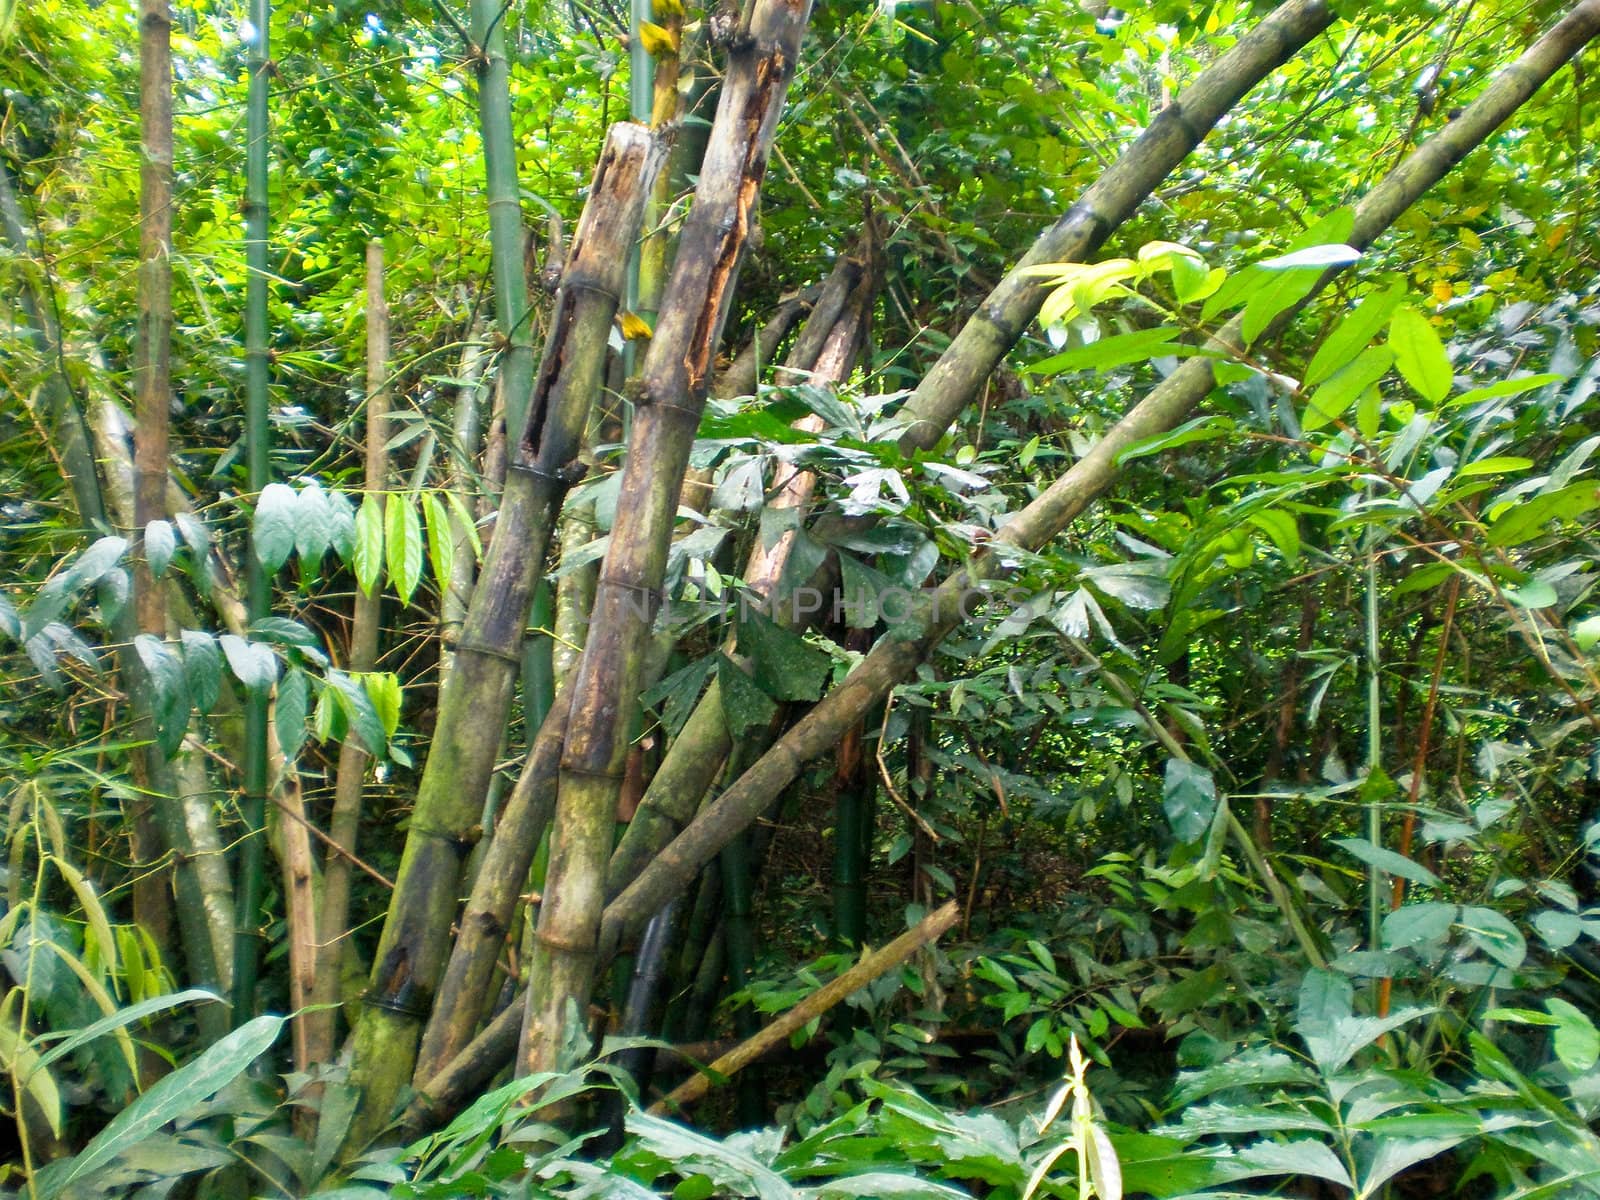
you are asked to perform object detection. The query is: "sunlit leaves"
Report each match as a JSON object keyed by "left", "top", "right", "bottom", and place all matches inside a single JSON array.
[
  {"left": 1388, "top": 306, "right": 1451, "bottom": 404},
  {"left": 252, "top": 483, "right": 299, "bottom": 572}
]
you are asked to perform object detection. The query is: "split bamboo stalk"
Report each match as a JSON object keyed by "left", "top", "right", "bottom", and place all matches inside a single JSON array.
[
  {"left": 232, "top": 0, "right": 274, "bottom": 1022},
  {"left": 651, "top": 900, "right": 959, "bottom": 1111},
  {"left": 522, "top": 0, "right": 815, "bottom": 1075},
  {"left": 307, "top": 243, "right": 391, "bottom": 1070},
  {"left": 346, "top": 124, "right": 666, "bottom": 1144},
  {"left": 602, "top": 0, "right": 1600, "bottom": 952},
  {"left": 603, "top": 0, "right": 1342, "bottom": 905},
  {"left": 606, "top": 236, "right": 881, "bottom": 894}
]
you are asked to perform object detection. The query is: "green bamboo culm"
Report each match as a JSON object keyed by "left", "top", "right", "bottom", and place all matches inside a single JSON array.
[
  {"left": 232, "top": 0, "right": 273, "bottom": 1025},
  {"left": 522, "top": 580, "right": 555, "bottom": 742},
  {"left": 718, "top": 829, "right": 763, "bottom": 1128},
  {"left": 1364, "top": 517, "right": 1384, "bottom": 966}
]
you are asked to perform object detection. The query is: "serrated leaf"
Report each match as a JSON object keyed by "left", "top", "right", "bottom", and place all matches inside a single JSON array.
[
  {"left": 423, "top": 493, "right": 455, "bottom": 592},
  {"left": 253, "top": 482, "right": 299, "bottom": 572},
  {"left": 277, "top": 667, "right": 310, "bottom": 761},
  {"left": 386, "top": 494, "right": 423, "bottom": 604},
  {"left": 353, "top": 493, "right": 385, "bottom": 597},
  {"left": 144, "top": 520, "right": 176, "bottom": 578},
  {"left": 219, "top": 634, "right": 278, "bottom": 695},
  {"left": 1388, "top": 306, "right": 1452, "bottom": 405}
]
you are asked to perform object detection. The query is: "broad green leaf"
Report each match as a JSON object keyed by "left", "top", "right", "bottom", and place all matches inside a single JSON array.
[
  {"left": 1296, "top": 968, "right": 1353, "bottom": 1039},
  {"left": 736, "top": 610, "right": 831, "bottom": 702},
  {"left": 1459, "top": 905, "right": 1526, "bottom": 969},
  {"left": 134, "top": 634, "right": 190, "bottom": 758},
  {"left": 277, "top": 667, "right": 310, "bottom": 761},
  {"left": 253, "top": 482, "right": 299, "bottom": 572},
  {"left": 326, "top": 670, "right": 388, "bottom": 758},
  {"left": 293, "top": 480, "right": 333, "bottom": 564},
  {"left": 180, "top": 630, "right": 223, "bottom": 713},
  {"left": 1357, "top": 1137, "right": 1465, "bottom": 1199},
  {"left": 353, "top": 493, "right": 385, "bottom": 596},
  {"left": 1388, "top": 306, "right": 1452, "bottom": 404},
  {"left": 717, "top": 655, "right": 778, "bottom": 739},
  {"left": 33, "top": 1015, "right": 282, "bottom": 1200},
  {"left": 1382, "top": 902, "right": 1458, "bottom": 950},
  {"left": 1026, "top": 326, "right": 1187, "bottom": 376},
  {"left": 1333, "top": 836, "right": 1440, "bottom": 887},
  {"left": 363, "top": 671, "right": 402, "bottom": 739},
  {"left": 1302, "top": 1007, "right": 1435, "bottom": 1074},
  {"left": 1170, "top": 1047, "right": 1314, "bottom": 1106},
  {"left": 1457, "top": 456, "right": 1534, "bottom": 478},
  {"left": 1246, "top": 509, "right": 1299, "bottom": 564},
  {"left": 1546, "top": 997, "right": 1600, "bottom": 1071},
  {"left": 1304, "top": 346, "right": 1394, "bottom": 431},
  {"left": 1305, "top": 285, "right": 1404, "bottom": 387},
  {"left": 143, "top": 520, "right": 176, "bottom": 578},
  {"left": 220, "top": 634, "right": 278, "bottom": 695},
  {"left": 1447, "top": 373, "right": 1565, "bottom": 408},
  {"left": 0, "top": 1020, "right": 62, "bottom": 1139},
  {"left": 1234, "top": 1138, "right": 1353, "bottom": 1189},
  {"left": 1573, "top": 614, "right": 1600, "bottom": 652},
  {"left": 1116, "top": 416, "right": 1235, "bottom": 465},
  {"left": 386, "top": 493, "right": 423, "bottom": 604},
  {"left": 1503, "top": 580, "right": 1557, "bottom": 609},
  {"left": 1162, "top": 759, "right": 1217, "bottom": 844},
  {"left": 1486, "top": 482, "right": 1599, "bottom": 548},
  {"left": 423, "top": 492, "right": 454, "bottom": 592}
]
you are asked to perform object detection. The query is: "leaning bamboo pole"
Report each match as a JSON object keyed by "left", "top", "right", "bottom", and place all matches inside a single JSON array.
[
  {"left": 605, "top": 235, "right": 881, "bottom": 894},
  {"left": 345, "top": 124, "right": 666, "bottom": 1145},
  {"left": 599, "top": 0, "right": 1339, "bottom": 905},
  {"left": 601, "top": 0, "right": 1600, "bottom": 950},
  {"left": 520, "top": 0, "right": 815, "bottom": 1076},
  {"left": 232, "top": 0, "right": 274, "bottom": 1025}
]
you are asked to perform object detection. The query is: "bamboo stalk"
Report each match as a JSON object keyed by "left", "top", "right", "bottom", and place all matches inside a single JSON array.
[
  {"left": 520, "top": 0, "right": 815, "bottom": 1077},
  {"left": 132, "top": 0, "right": 231, "bottom": 1031},
  {"left": 601, "top": 1, "right": 1600, "bottom": 952},
  {"left": 606, "top": 233, "right": 880, "bottom": 896},
  {"left": 346, "top": 124, "right": 665, "bottom": 1144},
  {"left": 308, "top": 243, "right": 391, "bottom": 1070},
  {"left": 232, "top": 0, "right": 274, "bottom": 1023},
  {"left": 442, "top": 327, "right": 491, "bottom": 669},
  {"left": 651, "top": 900, "right": 959, "bottom": 1111}
]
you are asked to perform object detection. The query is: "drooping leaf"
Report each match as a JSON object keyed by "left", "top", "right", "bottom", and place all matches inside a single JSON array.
[
  {"left": 133, "top": 634, "right": 190, "bottom": 758},
  {"left": 353, "top": 493, "right": 385, "bottom": 597},
  {"left": 143, "top": 520, "right": 176, "bottom": 578},
  {"left": 219, "top": 634, "right": 278, "bottom": 695},
  {"left": 363, "top": 672, "right": 402, "bottom": 739},
  {"left": 253, "top": 482, "right": 299, "bottom": 572},
  {"left": 1304, "top": 285, "right": 1404, "bottom": 387},
  {"left": 423, "top": 492, "right": 455, "bottom": 592},
  {"left": 325, "top": 670, "right": 388, "bottom": 758},
  {"left": 1546, "top": 997, "right": 1600, "bottom": 1071},
  {"left": 1333, "top": 837, "right": 1440, "bottom": 887},
  {"left": 1162, "top": 759, "right": 1217, "bottom": 844},
  {"left": 293, "top": 480, "right": 333, "bottom": 564},
  {"left": 385, "top": 493, "right": 423, "bottom": 604},
  {"left": 717, "top": 655, "right": 778, "bottom": 739},
  {"left": 179, "top": 630, "right": 223, "bottom": 713},
  {"left": 277, "top": 667, "right": 310, "bottom": 762},
  {"left": 1304, "top": 345, "right": 1394, "bottom": 431},
  {"left": 736, "top": 610, "right": 831, "bottom": 702},
  {"left": 1388, "top": 306, "right": 1452, "bottom": 404},
  {"left": 33, "top": 1015, "right": 282, "bottom": 1200}
]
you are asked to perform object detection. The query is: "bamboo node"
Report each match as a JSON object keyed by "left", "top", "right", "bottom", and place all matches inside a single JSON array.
[
  {"left": 535, "top": 929, "right": 598, "bottom": 956},
  {"left": 360, "top": 985, "right": 433, "bottom": 1019},
  {"left": 408, "top": 822, "right": 481, "bottom": 852},
  {"left": 454, "top": 638, "right": 525, "bottom": 667}
]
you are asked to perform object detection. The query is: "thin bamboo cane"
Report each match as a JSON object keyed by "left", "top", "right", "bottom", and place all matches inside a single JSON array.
[
  {"left": 232, "top": 0, "right": 274, "bottom": 1023},
  {"left": 308, "top": 243, "right": 391, "bottom": 1070},
  {"left": 602, "top": 0, "right": 1600, "bottom": 952},
  {"left": 132, "top": 0, "right": 231, "bottom": 1032}
]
